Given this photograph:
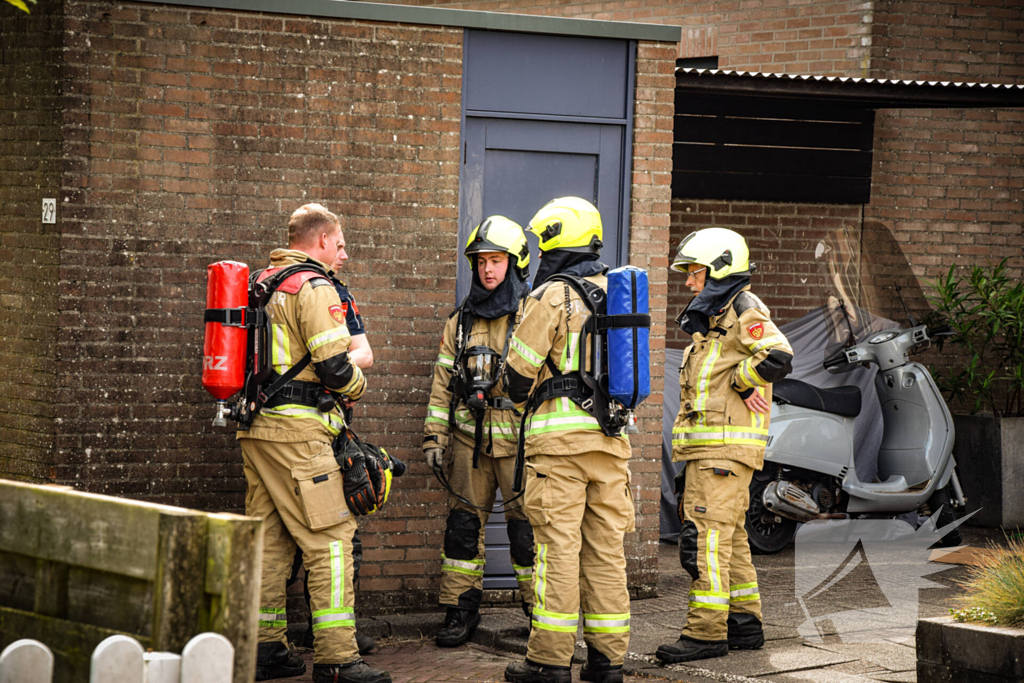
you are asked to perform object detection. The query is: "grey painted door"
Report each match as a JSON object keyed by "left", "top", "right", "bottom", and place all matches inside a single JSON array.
[{"left": 459, "top": 29, "right": 636, "bottom": 591}]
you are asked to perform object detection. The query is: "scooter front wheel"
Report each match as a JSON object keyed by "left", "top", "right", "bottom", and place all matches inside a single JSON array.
[{"left": 746, "top": 467, "right": 797, "bottom": 555}]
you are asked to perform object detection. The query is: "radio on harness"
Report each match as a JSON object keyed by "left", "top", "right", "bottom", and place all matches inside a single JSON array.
[
  {"left": 201, "top": 259, "right": 337, "bottom": 427},
  {"left": 512, "top": 266, "right": 651, "bottom": 491}
]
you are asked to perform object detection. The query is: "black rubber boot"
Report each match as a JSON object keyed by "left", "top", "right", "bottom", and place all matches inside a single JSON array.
[
  {"left": 435, "top": 607, "right": 481, "bottom": 648},
  {"left": 655, "top": 636, "right": 728, "bottom": 664},
  {"left": 580, "top": 648, "right": 623, "bottom": 683},
  {"left": 356, "top": 634, "right": 377, "bottom": 655},
  {"left": 255, "top": 641, "right": 306, "bottom": 681},
  {"left": 312, "top": 660, "right": 392, "bottom": 683},
  {"left": 503, "top": 659, "right": 572, "bottom": 683},
  {"left": 727, "top": 613, "right": 765, "bottom": 650}
]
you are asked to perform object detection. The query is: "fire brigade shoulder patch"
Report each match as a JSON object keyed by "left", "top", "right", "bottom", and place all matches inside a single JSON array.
[
  {"left": 329, "top": 305, "right": 345, "bottom": 324},
  {"left": 747, "top": 322, "right": 765, "bottom": 340}
]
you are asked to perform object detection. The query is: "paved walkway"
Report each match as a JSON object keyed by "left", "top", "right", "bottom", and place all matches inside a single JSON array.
[{"left": 282, "top": 527, "right": 1004, "bottom": 683}]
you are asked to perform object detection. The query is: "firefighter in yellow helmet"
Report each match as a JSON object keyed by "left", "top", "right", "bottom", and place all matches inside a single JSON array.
[
  {"left": 424, "top": 216, "right": 536, "bottom": 647},
  {"left": 502, "top": 198, "right": 634, "bottom": 683},
  {"left": 656, "top": 228, "right": 793, "bottom": 664}
]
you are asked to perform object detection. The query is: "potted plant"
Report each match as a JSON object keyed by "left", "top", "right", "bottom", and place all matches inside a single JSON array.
[
  {"left": 917, "top": 538, "right": 1024, "bottom": 682},
  {"left": 927, "top": 260, "right": 1024, "bottom": 529}
]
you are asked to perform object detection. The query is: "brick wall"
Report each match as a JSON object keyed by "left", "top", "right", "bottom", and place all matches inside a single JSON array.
[
  {"left": 368, "top": 0, "right": 874, "bottom": 76},
  {"left": 866, "top": 0, "right": 1024, "bottom": 289},
  {"left": 0, "top": 5, "right": 63, "bottom": 481},
  {"left": 625, "top": 40, "right": 675, "bottom": 596},
  {"left": 667, "top": 201, "right": 864, "bottom": 349},
  {"left": 53, "top": 1, "right": 462, "bottom": 611}
]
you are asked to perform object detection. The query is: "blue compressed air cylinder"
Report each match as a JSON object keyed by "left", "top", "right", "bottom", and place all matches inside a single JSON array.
[{"left": 607, "top": 266, "right": 650, "bottom": 409}]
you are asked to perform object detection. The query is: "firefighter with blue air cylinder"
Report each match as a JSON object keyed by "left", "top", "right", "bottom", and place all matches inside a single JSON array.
[
  {"left": 502, "top": 197, "right": 641, "bottom": 683},
  {"left": 656, "top": 228, "right": 793, "bottom": 664},
  {"left": 423, "top": 216, "right": 536, "bottom": 648}
]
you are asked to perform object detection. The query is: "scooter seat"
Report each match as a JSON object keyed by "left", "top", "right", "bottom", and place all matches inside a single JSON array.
[{"left": 773, "top": 379, "right": 861, "bottom": 417}]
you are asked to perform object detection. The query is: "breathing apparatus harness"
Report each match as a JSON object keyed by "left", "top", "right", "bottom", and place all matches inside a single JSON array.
[
  {"left": 204, "top": 261, "right": 342, "bottom": 428},
  {"left": 512, "top": 274, "right": 650, "bottom": 492},
  {"left": 430, "top": 302, "right": 526, "bottom": 512}
]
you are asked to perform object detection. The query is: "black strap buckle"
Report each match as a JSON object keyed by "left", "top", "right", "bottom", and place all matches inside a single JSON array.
[{"left": 204, "top": 308, "right": 246, "bottom": 327}]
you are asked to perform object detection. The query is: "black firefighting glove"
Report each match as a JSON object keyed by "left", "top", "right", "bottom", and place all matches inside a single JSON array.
[{"left": 338, "top": 445, "right": 375, "bottom": 516}]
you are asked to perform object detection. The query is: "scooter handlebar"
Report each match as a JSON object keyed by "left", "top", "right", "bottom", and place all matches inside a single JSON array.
[
  {"left": 823, "top": 353, "right": 848, "bottom": 370},
  {"left": 926, "top": 323, "right": 954, "bottom": 338}
]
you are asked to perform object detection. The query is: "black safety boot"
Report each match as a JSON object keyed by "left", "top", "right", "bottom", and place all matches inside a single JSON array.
[
  {"left": 312, "top": 660, "right": 392, "bottom": 683},
  {"left": 255, "top": 641, "right": 306, "bottom": 681},
  {"left": 727, "top": 613, "right": 765, "bottom": 650},
  {"left": 580, "top": 648, "right": 623, "bottom": 683},
  {"left": 435, "top": 607, "right": 481, "bottom": 647},
  {"left": 503, "top": 659, "right": 572, "bottom": 683},
  {"left": 356, "top": 634, "right": 377, "bottom": 655},
  {"left": 655, "top": 636, "right": 728, "bottom": 664}
]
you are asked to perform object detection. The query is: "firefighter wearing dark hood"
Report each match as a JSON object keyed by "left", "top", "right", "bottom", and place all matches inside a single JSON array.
[
  {"left": 423, "top": 216, "right": 535, "bottom": 647},
  {"left": 656, "top": 228, "right": 793, "bottom": 664}
]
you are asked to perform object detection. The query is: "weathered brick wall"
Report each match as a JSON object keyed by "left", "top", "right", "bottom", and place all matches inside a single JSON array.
[
  {"left": 867, "top": 0, "right": 1024, "bottom": 289},
  {"left": 368, "top": 0, "right": 874, "bottom": 76},
  {"left": 55, "top": 1, "right": 462, "bottom": 610},
  {"left": 625, "top": 40, "right": 675, "bottom": 596},
  {"left": 0, "top": 3, "right": 63, "bottom": 479},
  {"left": 667, "top": 201, "right": 864, "bottom": 349}
]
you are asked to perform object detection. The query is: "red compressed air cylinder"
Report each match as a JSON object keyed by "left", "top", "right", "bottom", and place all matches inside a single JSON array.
[{"left": 202, "top": 261, "right": 249, "bottom": 400}]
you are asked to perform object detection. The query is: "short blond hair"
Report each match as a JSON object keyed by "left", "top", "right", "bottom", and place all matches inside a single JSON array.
[{"left": 288, "top": 203, "right": 339, "bottom": 246}]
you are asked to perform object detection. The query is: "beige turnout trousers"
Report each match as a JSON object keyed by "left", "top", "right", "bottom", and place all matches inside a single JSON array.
[
  {"left": 679, "top": 459, "right": 762, "bottom": 641},
  {"left": 439, "top": 439, "right": 535, "bottom": 611},
  {"left": 522, "top": 451, "right": 635, "bottom": 667},
  {"left": 241, "top": 437, "right": 360, "bottom": 665}
]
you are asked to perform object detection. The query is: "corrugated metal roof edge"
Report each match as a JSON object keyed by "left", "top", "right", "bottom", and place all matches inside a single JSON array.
[
  {"left": 132, "top": 0, "right": 682, "bottom": 43},
  {"left": 677, "top": 68, "right": 1024, "bottom": 91}
]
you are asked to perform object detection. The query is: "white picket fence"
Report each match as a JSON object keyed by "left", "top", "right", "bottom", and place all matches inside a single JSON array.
[{"left": 0, "top": 632, "right": 233, "bottom": 683}]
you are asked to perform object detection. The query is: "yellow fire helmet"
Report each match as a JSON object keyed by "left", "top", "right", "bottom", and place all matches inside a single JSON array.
[
  {"left": 671, "top": 227, "right": 753, "bottom": 280},
  {"left": 527, "top": 197, "right": 603, "bottom": 254},
  {"left": 465, "top": 215, "right": 531, "bottom": 279}
]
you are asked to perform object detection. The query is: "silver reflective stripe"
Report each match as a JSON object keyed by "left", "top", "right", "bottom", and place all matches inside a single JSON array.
[
  {"left": 675, "top": 430, "right": 725, "bottom": 440},
  {"left": 514, "top": 566, "right": 533, "bottom": 577},
  {"left": 533, "top": 613, "right": 578, "bottom": 628},
  {"left": 312, "top": 612, "right": 355, "bottom": 626},
  {"left": 443, "top": 557, "right": 484, "bottom": 572},
  {"left": 259, "top": 612, "right": 285, "bottom": 622},
  {"left": 584, "top": 617, "right": 630, "bottom": 628},
  {"left": 726, "top": 431, "right": 768, "bottom": 442},
  {"left": 690, "top": 593, "right": 730, "bottom": 605},
  {"left": 731, "top": 587, "right": 759, "bottom": 597}
]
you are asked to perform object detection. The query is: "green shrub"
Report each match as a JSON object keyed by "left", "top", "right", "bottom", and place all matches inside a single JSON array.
[
  {"left": 927, "top": 259, "right": 1024, "bottom": 417},
  {"left": 951, "top": 538, "right": 1024, "bottom": 629}
]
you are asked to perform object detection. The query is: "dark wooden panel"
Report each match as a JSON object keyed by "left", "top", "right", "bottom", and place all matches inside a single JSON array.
[
  {"left": 672, "top": 170, "right": 871, "bottom": 204},
  {"left": 674, "top": 143, "right": 873, "bottom": 178},
  {"left": 675, "top": 114, "right": 875, "bottom": 151},
  {"left": 676, "top": 93, "right": 874, "bottom": 123}
]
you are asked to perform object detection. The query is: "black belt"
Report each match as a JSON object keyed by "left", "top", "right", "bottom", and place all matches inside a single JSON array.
[{"left": 262, "top": 377, "right": 325, "bottom": 409}]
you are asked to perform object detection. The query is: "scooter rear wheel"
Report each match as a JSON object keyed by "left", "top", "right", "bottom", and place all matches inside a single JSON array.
[{"left": 746, "top": 467, "right": 797, "bottom": 555}]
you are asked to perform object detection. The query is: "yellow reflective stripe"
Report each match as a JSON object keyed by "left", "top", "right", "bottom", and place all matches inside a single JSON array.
[
  {"left": 583, "top": 612, "right": 630, "bottom": 633},
  {"left": 694, "top": 341, "right": 721, "bottom": 425},
  {"left": 527, "top": 408, "right": 601, "bottom": 436},
  {"left": 307, "top": 325, "right": 349, "bottom": 352},
  {"left": 436, "top": 353, "right": 454, "bottom": 368},
  {"left": 535, "top": 543, "right": 548, "bottom": 611},
  {"left": 451, "top": 408, "right": 517, "bottom": 440},
  {"left": 560, "top": 332, "right": 579, "bottom": 372},
  {"left": 510, "top": 337, "right": 545, "bottom": 368},
  {"left": 672, "top": 425, "right": 768, "bottom": 447},
  {"left": 738, "top": 357, "right": 766, "bottom": 389},
  {"left": 731, "top": 582, "right": 758, "bottom": 591},
  {"left": 730, "top": 581, "right": 761, "bottom": 602},
  {"left": 513, "top": 564, "right": 533, "bottom": 581},
  {"left": 426, "top": 406, "right": 449, "bottom": 426},
  {"left": 330, "top": 540, "right": 344, "bottom": 609},
  {"left": 707, "top": 529, "right": 721, "bottom": 593},
  {"left": 272, "top": 323, "right": 290, "bottom": 374},
  {"left": 749, "top": 336, "right": 784, "bottom": 354},
  {"left": 442, "top": 554, "right": 485, "bottom": 575},
  {"left": 688, "top": 600, "right": 730, "bottom": 611},
  {"left": 260, "top": 404, "right": 345, "bottom": 435},
  {"left": 258, "top": 607, "right": 287, "bottom": 627},
  {"left": 533, "top": 607, "right": 579, "bottom": 633},
  {"left": 689, "top": 588, "right": 730, "bottom": 611}
]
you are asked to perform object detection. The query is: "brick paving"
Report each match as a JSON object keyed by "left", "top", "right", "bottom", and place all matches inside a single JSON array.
[{"left": 288, "top": 641, "right": 655, "bottom": 683}]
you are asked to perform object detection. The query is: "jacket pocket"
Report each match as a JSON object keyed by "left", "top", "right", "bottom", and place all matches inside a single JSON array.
[
  {"left": 291, "top": 455, "right": 349, "bottom": 531},
  {"left": 523, "top": 461, "right": 552, "bottom": 527}
]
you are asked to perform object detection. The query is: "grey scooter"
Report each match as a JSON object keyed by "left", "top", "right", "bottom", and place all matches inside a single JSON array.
[{"left": 745, "top": 322, "right": 966, "bottom": 554}]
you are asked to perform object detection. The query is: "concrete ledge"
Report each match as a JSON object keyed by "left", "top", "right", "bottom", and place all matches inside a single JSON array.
[{"left": 917, "top": 617, "right": 1024, "bottom": 682}]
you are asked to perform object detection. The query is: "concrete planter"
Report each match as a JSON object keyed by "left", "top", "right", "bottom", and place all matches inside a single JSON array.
[
  {"left": 952, "top": 415, "right": 1024, "bottom": 528},
  {"left": 917, "top": 617, "right": 1024, "bottom": 682}
]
